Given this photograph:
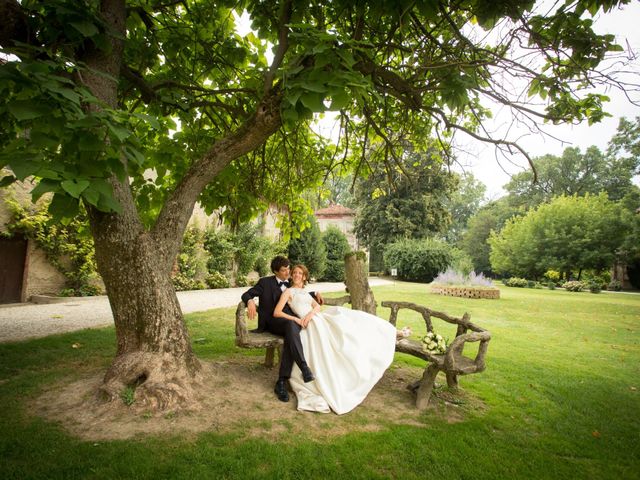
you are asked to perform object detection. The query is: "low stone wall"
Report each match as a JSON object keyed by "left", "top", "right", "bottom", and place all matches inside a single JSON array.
[{"left": 431, "top": 285, "right": 500, "bottom": 299}]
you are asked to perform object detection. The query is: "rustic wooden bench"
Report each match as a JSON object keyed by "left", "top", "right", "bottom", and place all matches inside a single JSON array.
[
  {"left": 381, "top": 300, "right": 491, "bottom": 408},
  {"left": 235, "top": 296, "right": 490, "bottom": 408}
]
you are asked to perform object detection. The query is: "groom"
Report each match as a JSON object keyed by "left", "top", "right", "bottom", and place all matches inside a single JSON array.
[{"left": 241, "top": 256, "right": 323, "bottom": 402}]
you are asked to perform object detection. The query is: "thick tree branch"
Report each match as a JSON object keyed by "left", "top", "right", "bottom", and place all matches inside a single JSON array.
[{"left": 151, "top": 89, "right": 284, "bottom": 268}]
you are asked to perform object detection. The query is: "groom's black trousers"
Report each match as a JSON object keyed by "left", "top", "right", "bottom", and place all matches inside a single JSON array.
[{"left": 266, "top": 317, "right": 308, "bottom": 379}]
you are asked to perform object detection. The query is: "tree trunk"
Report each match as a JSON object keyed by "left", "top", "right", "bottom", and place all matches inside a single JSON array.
[
  {"left": 344, "top": 251, "right": 377, "bottom": 315},
  {"left": 79, "top": 0, "right": 202, "bottom": 410},
  {"left": 89, "top": 207, "right": 202, "bottom": 409}
]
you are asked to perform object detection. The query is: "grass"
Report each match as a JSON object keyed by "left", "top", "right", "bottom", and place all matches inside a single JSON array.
[{"left": 1, "top": 283, "right": 639, "bottom": 479}]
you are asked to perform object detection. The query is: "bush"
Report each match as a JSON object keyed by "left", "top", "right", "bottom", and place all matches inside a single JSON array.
[
  {"left": 544, "top": 270, "right": 561, "bottom": 284},
  {"left": 527, "top": 280, "right": 536, "bottom": 288},
  {"left": 607, "top": 280, "right": 622, "bottom": 291},
  {"left": 587, "top": 280, "right": 602, "bottom": 294},
  {"left": 562, "top": 280, "right": 586, "bottom": 292},
  {"left": 320, "top": 226, "right": 351, "bottom": 282},
  {"left": 289, "top": 216, "right": 327, "bottom": 280},
  {"left": 235, "top": 275, "right": 249, "bottom": 287},
  {"left": 547, "top": 282, "right": 556, "bottom": 290},
  {"left": 205, "top": 272, "right": 230, "bottom": 289},
  {"left": 505, "top": 277, "right": 528, "bottom": 288},
  {"left": 383, "top": 238, "right": 452, "bottom": 283}
]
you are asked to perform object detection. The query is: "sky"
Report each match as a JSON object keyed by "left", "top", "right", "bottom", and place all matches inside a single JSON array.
[{"left": 454, "top": 2, "right": 640, "bottom": 198}]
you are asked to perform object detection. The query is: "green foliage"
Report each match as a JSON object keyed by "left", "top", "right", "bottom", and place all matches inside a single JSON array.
[
  {"left": 444, "top": 172, "right": 487, "bottom": 243},
  {"left": 383, "top": 238, "right": 453, "bottom": 282},
  {"left": 288, "top": 216, "right": 326, "bottom": 280},
  {"left": 608, "top": 280, "right": 622, "bottom": 291},
  {"left": 353, "top": 148, "right": 457, "bottom": 253},
  {"left": 205, "top": 272, "right": 230, "bottom": 289},
  {"left": 172, "top": 227, "right": 208, "bottom": 292},
  {"left": 4, "top": 197, "right": 101, "bottom": 295},
  {"left": 460, "top": 198, "right": 521, "bottom": 275},
  {"left": 489, "top": 194, "right": 627, "bottom": 279},
  {"left": 320, "top": 226, "right": 351, "bottom": 282},
  {"left": 120, "top": 386, "right": 136, "bottom": 407},
  {"left": 504, "top": 145, "right": 636, "bottom": 210}
]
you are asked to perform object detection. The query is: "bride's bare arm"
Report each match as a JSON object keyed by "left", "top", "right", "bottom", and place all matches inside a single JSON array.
[
  {"left": 273, "top": 290, "right": 302, "bottom": 325},
  {"left": 301, "top": 301, "right": 321, "bottom": 327}
]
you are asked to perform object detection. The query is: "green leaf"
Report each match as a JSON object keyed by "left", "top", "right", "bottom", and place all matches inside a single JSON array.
[
  {"left": 329, "top": 89, "right": 351, "bottom": 110},
  {"left": 300, "top": 92, "right": 326, "bottom": 112},
  {"left": 61, "top": 179, "right": 90, "bottom": 198},
  {"left": 97, "top": 192, "right": 123, "bottom": 214},
  {"left": 8, "top": 100, "right": 50, "bottom": 121},
  {"left": 48, "top": 193, "right": 79, "bottom": 222},
  {"left": 8, "top": 160, "right": 39, "bottom": 180},
  {"left": 31, "top": 179, "right": 60, "bottom": 201},
  {"left": 81, "top": 187, "right": 100, "bottom": 207},
  {"left": 69, "top": 21, "right": 99, "bottom": 37},
  {"left": 107, "top": 123, "right": 131, "bottom": 142}
]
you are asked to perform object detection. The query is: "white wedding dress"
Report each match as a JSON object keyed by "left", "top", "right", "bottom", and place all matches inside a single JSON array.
[{"left": 287, "top": 288, "right": 396, "bottom": 415}]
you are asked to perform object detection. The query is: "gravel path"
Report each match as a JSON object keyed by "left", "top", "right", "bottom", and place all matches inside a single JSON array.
[{"left": 0, "top": 279, "right": 393, "bottom": 343}]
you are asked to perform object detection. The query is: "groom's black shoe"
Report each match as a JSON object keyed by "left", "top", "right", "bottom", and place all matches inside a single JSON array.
[
  {"left": 274, "top": 379, "right": 289, "bottom": 402},
  {"left": 300, "top": 365, "right": 315, "bottom": 383}
]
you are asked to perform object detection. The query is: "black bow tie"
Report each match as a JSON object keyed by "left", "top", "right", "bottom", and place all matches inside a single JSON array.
[{"left": 278, "top": 280, "right": 287, "bottom": 286}]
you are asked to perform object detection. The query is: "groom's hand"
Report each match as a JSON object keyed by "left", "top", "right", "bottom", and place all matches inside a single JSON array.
[
  {"left": 315, "top": 292, "right": 324, "bottom": 305},
  {"left": 247, "top": 299, "right": 257, "bottom": 320}
]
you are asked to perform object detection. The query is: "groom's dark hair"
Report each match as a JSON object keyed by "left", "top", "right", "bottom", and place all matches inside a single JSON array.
[{"left": 271, "top": 256, "right": 290, "bottom": 273}]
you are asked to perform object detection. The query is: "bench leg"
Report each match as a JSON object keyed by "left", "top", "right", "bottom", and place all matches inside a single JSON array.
[
  {"left": 446, "top": 372, "right": 459, "bottom": 391},
  {"left": 416, "top": 364, "right": 440, "bottom": 409},
  {"left": 265, "top": 347, "right": 275, "bottom": 368}
]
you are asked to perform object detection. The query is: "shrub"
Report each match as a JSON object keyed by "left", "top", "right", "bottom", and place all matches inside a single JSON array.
[
  {"left": 205, "top": 272, "right": 230, "bottom": 289},
  {"left": 563, "top": 280, "right": 585, "bottom": 292},
  {"left": 320, "top": 226, "right": 351, "bottom": 282},
  {"left": 289, "top": 216, "right": 327, "bottom": 280},
  {"left": 544, "top": 270, "right": 562, "bottom": 284},
  {"left": 526, "top": 280, "right": 536, "bottom": 288},
  {"left": 607, "top": 280, "right": 622, "bottom": 291},
  {"left": 505, "top": 277, "right": 528, "bottom": 288},
  {"left": 235, "top": 275, "right": 249, "bottom": 287},
  {"left": 588, "top": 281, "right": 602, "bottom": 294},
  {"left": 547, "top": 282, "right": 556, "bottom": 290},
  {"left": 383, "top": 238, "right": 452, "bottom": 283}
]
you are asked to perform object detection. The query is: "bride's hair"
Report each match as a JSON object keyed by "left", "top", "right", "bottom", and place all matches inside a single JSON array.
[{"left": 291, "top": 264, "right": 309, "bottom": 285}]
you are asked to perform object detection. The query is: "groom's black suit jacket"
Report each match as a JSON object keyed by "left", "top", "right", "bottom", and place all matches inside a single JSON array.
[{"left": 241, "top": 276, "right": 292, "bottom": 333}]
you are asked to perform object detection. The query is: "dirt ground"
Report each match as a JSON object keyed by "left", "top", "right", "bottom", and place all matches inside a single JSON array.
[{"left": 31, "top": 358, "right": 485, "bottom": 442}]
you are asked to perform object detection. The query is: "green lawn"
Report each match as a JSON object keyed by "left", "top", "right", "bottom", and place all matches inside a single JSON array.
[{"left": 1, "top": 284, "right": 639, "bottom": 479}]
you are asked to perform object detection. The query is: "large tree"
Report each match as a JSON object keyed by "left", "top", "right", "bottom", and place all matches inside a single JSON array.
[
  {"left": 504, "top": 144, "right": 636, "bottom": 210},
  {"left": 489, "top": 193, "right": 628, "bottom": 279},
  {"left": 0, "top": 0, "right": 637, "bottom": 409}
]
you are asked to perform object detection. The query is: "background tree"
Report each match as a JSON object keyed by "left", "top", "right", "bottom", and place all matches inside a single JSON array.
[
  {"left": 489, "top": 194, "right": 628, "bottom": 279},
  {"left": 504, "top": 145, "right": 636, "bottom": 210},
  {"left": 320, "top": 226, "right": 351, "bottom": 282},
  {"left": 353, "top": 146, "right": 457, "bottom": 270},
  {"left": 459, "top": 198, "right": 520, "bottom": 275},
  {"left": 443, "top": 172, "right": 487, "bottom": 244},
  {"left": 288, "top": 216, "right": 326, "bottom": 280},
  {"left": 0, "top": 0, "right": 636, "bottom": 409}
]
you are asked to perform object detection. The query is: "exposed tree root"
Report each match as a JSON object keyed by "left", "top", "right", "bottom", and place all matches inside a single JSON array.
[{"left": 99, "top": 352, "right": 204, "bottom": 411}]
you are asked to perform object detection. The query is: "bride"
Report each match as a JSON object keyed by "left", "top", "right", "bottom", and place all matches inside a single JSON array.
[{"left": 273, "top": 264, "right": 396, "bottom": 414}]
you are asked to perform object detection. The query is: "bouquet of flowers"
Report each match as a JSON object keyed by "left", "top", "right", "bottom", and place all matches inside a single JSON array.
[{"left": 422, "top": 331, "right": 447, "bottom": 354}]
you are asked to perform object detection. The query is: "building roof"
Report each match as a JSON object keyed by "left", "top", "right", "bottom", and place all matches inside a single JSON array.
[{"left": 315, "top": 203, "right": 355, "bottom": 218}]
